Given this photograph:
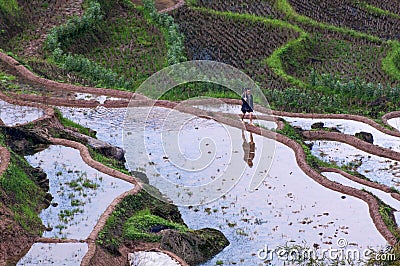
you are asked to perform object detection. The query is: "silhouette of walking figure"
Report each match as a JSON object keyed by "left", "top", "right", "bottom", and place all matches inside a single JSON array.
[{"left": 242, "top": 130, "right": 255, "bottom": 167}]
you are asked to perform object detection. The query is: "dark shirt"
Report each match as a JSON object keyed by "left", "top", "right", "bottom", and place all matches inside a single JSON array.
[{"left": 241, "top": 93, "right": 254, "bottom": 111}]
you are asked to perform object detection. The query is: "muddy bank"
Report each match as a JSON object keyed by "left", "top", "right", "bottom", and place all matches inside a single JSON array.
[
  {"left": 0, "top": 146, "right": 10, "bottom": 175},
  {"left": 302, "top": 130, "right": 400, "bottom": 162},
  {"left": 0, "top": 202, "right": 36, "bottom": 266}
]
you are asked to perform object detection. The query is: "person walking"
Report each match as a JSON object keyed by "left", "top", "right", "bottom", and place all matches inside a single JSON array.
[{"left": 241, "top": 88, "right": 254, "bottom": 125}]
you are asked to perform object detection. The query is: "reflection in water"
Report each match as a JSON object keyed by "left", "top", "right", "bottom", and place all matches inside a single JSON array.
[{"left": 242, "top": 130, "right": 255, "bottom": 168}]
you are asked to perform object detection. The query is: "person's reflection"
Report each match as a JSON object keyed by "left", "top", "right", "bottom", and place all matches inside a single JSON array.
[{"left": 242, "top": 130, "right": 255, "bottom": 167}]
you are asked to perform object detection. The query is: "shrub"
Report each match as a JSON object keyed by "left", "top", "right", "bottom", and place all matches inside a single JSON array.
[{"left": 142, "top": 0, "right": 187, "bottom": 65}]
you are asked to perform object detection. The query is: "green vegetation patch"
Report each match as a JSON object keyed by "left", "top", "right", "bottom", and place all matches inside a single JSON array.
[
  {"left": 0, "top": 147, "right": 45, "bottom": 235},
  {"left": 87, "top": 146, "right": 129, "bottom": 175},
  {"left": 277, "top": 121, "right": 379, "bottom": 180},
  {"left": 97, "top": 190, "right": 185, "bottom": 253},
  {"left": 365, "top": 190, "right": 400, "bottom": 242},
  {"left": 382, "top": 41, "right": 400, "bottom": 81},
  {"left": 54, "top": 108, "right": 96, "bottom": 138},
  {"left": 275, "top": 0, "right": 381, "bottom": 42},
  {"left": 123, "top": 208, "right": 187, "bottom": 242},
  {"left": 277, "top": 121, "right": 332, "bottom": 169},
  {"left": 44, "top": 0, "right": 184, "bottom": 90},
  {"left": 0, "top": 0, "right": 19, "bottom": 14}
]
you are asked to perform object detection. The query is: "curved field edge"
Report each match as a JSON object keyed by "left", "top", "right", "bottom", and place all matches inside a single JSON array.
[
  {"left": 1, "top": 87, "right": 399, "bottom": 262},
  {"left": 186, "top": 2, "right": 400, "bottom": 104},
  {"left": 0, "top": 93, "right": 225, "bottom": 265},
  {"left": 273, "top": 0, "right": 400, "bottom": 87},
  {"left": 0, "top": 0, "right": 400, "bottom": 260},
  {"left": 187, "top": 6, "right": 308, "bottom": 89}
]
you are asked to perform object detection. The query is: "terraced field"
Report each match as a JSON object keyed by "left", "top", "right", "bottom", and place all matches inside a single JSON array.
[
  {"left": 280, "top": 33, "right": 396, "bottom": 85},
  {"left": 173, "top": 6, "right": 299, "bottom": 90},
  {"left": 288, "top": 0, "right": 400, "bottom": 39},
  {"left": 1, "top": 0, "right": 400, "bottom": 265},
  {"left": 193, "top": 0, "right": 285, "bottom": 19}
]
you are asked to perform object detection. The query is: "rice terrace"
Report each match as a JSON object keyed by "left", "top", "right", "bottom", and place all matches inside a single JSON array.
[{"left": 1, "top": 0, "right": 400, "bottom": 265}]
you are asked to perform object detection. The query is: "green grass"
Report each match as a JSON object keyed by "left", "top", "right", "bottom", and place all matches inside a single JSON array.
[
  {"left": 160, "top": 82, "right": 238, "bottom": 101},
  {"left": 382, "top": 41, "right": 400, "bottom": 81},
  {"left": 276, "top": 121, "right": 388, "bottom": 182},
  {"left": 265, "top": 0, "right": 385, "bottom": 92},
  {"left": 54, "top": 108, "right": 96, "bottom": 138},
  {"left": 0, "top": 71, "right": 16, "bottom": 83},
  {"left": 357, "top": 2, "right": 400, "bottom": 20},
  {"left": 191, "top": 6, "right": 304, "bottom": 32},
  {"left": 53, "top": 108, "right": 130, "bottom": 175},
  {"left": 123, "top": 208, "right": 187, "bottom": 242},
  {"left": 0, "top": 0, "right": 19, "bottom": 14},
  {"left": 87, "top": 147, "right": 130, "bottom": 175},
  {"left": 0, "top": 148, "right": 45, "bottom": 235},
  {"left": 365, "top": 190, "right": 400, "bottom": 242},
  {"left": 274, "top": 0, "right": 381, "bottom": 42},
  {"left": 265, "top": 32, "right": 308, "bottom": 89},
  {"left": 97, "top": 190, "right": 185, "bottom": 253}
]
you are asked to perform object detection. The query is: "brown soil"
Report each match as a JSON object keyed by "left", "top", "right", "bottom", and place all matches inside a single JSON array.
[
  {"left": 288, "top": 0, "right": 400, "bottom": 39},
  {"left": 0, "top": 52, "right": 137, "bottom": 100},
  {"left": 0, "top": 147, "right": 10, "bottom": 176},
  {"left": 0, "top": 206, "right": 36, "bottom": 266},
  {"left": 173, "top": 6, "right": 298, "bottom": 91}
]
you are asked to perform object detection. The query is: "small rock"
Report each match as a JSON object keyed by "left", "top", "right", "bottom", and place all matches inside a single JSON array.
[
  {"left": 355, "top": 131, "right": 374, "bottom": 144},
  {"left": 311, "top": 122, "right": 324, "bottom": 129}
]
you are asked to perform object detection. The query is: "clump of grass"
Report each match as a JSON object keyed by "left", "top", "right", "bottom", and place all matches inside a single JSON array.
[
  {"left": 0, "top": 147, "right": 46, "bottom": 235},
  {"left": 0, "top": 0, "right": 19, "bottom": 14},
  {"left": 274, "top": 0, "right": 381, "bottom": 42},
  {"left": 97, "top": 190, "right": 185, "bottom": 253},
  {"left": 382, "top": 40, "right": 400, "bottom": 81},
  {"left": 123, "top": 208, "right": 187, "bottom": 242},
  {"left": 87, "top": 147, "right": 129, "bottom": 175}
]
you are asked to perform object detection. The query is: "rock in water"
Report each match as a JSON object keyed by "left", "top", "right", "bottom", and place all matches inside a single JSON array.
[
  {"left": 355, "top": 131, "right": 374, "bottom": 144},
  {"left": 311, "top": 122, "right": 324, "bottom": 129}
]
